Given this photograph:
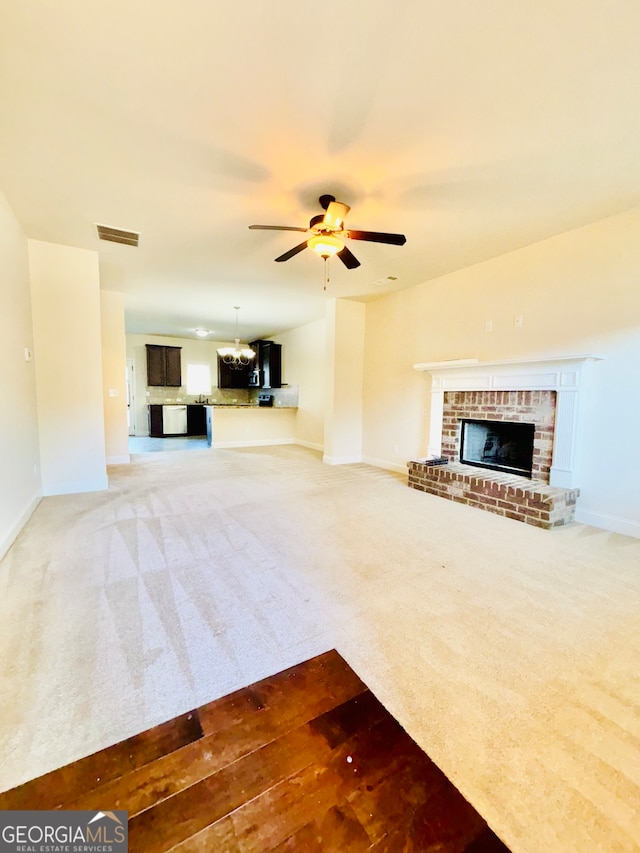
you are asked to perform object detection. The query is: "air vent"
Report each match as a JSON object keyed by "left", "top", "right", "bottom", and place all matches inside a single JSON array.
[{"left": 96, "top": 224, "right": 139, "bottom": 246}]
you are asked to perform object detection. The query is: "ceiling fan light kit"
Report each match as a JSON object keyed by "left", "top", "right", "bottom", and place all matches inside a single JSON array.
[
  {"left": 308, "top": 234, "right": 344, "bottom": 258},
  {"left": 322, "top": 200, "right": 350, "bottom": 229},
  {"left": 249, "top": 194, "right": 406, "bottom": 273}
]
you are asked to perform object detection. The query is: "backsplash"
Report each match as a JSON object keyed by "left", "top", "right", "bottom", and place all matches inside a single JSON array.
[
  {"left": 263, "top": 385, "right": 299, "bottom": 407},
  {"left": 146, "top": 384, "right": 299, "bottom": 407}
]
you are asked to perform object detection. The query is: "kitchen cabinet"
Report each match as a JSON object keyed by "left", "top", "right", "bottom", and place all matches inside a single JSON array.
[
  {"left": 216, "top": 341, "right": 282, "bottom": 389},
  {"left": 146, "top": 344, "right": 182, "bottom": 387},
  {"left": 187, "top": 405, "right": 207, "bottom": 436},
  {"left": 250, "top": 340, "right": 282, "bottom": 388},
  {"left": 149, "top": 404, "right": 164, "bottom": 437},
  {"left": 217, "top": 356, "right": 252, "bottom": 389},
  {"left": 148, "top": 404, "right": 206, "bottom": 437}
]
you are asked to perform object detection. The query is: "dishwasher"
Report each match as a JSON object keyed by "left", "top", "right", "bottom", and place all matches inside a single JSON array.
[{"left": 162, "top": 405, "right": 188, "bottom": 435}]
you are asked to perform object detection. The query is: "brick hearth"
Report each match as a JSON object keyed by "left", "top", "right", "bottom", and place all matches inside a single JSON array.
[{"left": 407, "top": 460, "right": 579, "bottom": 529}]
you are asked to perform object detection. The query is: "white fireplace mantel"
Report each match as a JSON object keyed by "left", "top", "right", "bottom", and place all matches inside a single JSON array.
[{"left": 414, "top": 355, "right": 604, "bottom": 488}]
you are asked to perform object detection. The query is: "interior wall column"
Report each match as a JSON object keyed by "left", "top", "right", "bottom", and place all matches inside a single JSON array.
[
  {"left": 101, "top": 290, "right": 129, "bottom": 465},
  {"left": 323, "top": 298, "right": 365, "bottom": 465},
  {"left": 29, "top": 239, "right": 108, "bottom": 495}
]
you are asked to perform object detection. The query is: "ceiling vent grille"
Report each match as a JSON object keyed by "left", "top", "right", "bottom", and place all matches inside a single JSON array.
[{"left": 96, "top": 224, "right": 139, "bottom": 246}]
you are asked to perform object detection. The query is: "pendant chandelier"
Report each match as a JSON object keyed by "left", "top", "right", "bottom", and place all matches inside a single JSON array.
[{"left": 217, "top": 306, "right": 255, "bottom": 370}]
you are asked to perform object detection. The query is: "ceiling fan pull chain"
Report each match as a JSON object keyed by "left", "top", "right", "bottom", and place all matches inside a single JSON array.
[{"left": 323, "top": 256, "right": 329, "bottom": 291}]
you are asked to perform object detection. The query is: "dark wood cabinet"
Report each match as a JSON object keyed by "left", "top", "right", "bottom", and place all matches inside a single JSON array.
[
  {"left": 187, "top": 405, "right": 207, "bottom": 436},
  {"left": 146, "top": 345, "right": 182, "bottom": 387},
  {"left": 146, "top": 346, "right": 164, "bottom": 386},
  {"left": 216, "top": 341, "right": 281, "bottom": 389},
  {"left": 250, "top": 340, "right": 282, "bottom": 388},
  {"left": 148, "top": 405, "right": 164, "bottom": 437},
  {"left": 165, "top": 347, "right": 182, "bottom": 386},
  {"left": 217, "top": 356, "right": 252, "bottom": 389}
]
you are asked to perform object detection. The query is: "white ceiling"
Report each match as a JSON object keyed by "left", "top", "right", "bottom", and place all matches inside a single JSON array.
[{"left": 2, "top": 1, "right": 640, "bottom": 342}]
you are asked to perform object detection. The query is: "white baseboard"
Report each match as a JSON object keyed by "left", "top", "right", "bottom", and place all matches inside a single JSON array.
[
  {"left": 0, "top": 492, "right": 42, "bottom": 560},
  {"left": 361, "top": 455, "right": 409, "bottom": 475},
  {"left": 575, "top": 508, "right": 640, "bottom": 539},
  {"left": 295, "top": 439, "right": 324, "bottom": 452},
  {"left": 107, "top": 454, "right": 130, "bottom": 465},
  {"left": 322, "top": 454, "right": 362, "bottom": 465},
  {"left": 213, "top": 438, "right": 295, "bottom": 449}
]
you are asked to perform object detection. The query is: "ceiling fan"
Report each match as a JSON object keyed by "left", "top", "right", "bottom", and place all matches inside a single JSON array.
[{"left": 249, "top": 194, "right": 406, "bottom": 269}]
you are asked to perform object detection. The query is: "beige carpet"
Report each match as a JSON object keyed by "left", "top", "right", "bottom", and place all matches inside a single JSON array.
[{"left": 1, "top": 445, "right": 639, "bottom": 852}]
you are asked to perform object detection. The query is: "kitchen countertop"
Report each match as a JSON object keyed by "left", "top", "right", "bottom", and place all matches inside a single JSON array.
[
  {"left": 150, "top": 403, "right": 297, "bottom": 409},
  {"left": 150, "top": 402, "right": 257, "bottom": 407},
  {"left": 209, "top": 404, "right": 298, "bottom": 409}
]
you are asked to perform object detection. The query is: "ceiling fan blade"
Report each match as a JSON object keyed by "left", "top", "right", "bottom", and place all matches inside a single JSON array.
[
  {"left": 274, "top": 241, "right": 309, "bottom": 262},
  {"left": 346, "top": 230, "right": 407, "bottom": 246},
  {"left": 337, "top": 245, "right": 361, "bottom": 269},
  {"left": 249, "top": 225, "right": 309, "bottom": 232},
  {"left": 323, "top": 201, "right": 351, "bottom": 229}
]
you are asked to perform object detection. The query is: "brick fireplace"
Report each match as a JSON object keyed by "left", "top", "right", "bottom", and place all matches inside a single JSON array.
[
  {"left": 443, "top": 389, "right": 555, "bottom": 481},
  {"left": 407, "top": 355, "right": 602, "bottom": 528}
]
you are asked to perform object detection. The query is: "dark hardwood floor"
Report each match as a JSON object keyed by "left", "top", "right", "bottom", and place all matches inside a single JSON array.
[{"left": 0, "top": 650, "right": 511, "bottom": 852}]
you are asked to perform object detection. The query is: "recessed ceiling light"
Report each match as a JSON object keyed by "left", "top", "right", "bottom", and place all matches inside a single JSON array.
[{"left": 194, "top": 329, "right": 210, "bottom": 338}]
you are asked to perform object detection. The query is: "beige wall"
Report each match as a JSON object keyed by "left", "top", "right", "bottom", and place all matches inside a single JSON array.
[
  {"left": 0, "top": 191, "right": 41, "bottom": 558},
  {"left": 273, "top": 317, "right": 326, "bottom": 450},
  {"left": 100, "top": 290, "right": 129, "bottom": 464},
  {"left": 29, "top": 240, "right": 107, "bottom": 495},
  {"left": 362, "top": 208, "right": 640, "bottom": 535},
  {"left": 323, "top": 299, "right": 365, "bottom": 465}
]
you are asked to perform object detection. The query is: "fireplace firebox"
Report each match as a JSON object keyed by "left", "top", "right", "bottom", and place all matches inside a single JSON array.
[{"left": 460, "top": 419, "right": 535, "bottom": 477}]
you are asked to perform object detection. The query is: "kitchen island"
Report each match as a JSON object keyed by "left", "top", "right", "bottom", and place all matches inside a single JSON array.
[{"left": 205, "top": 405, "right": 297, "bottom": 448}]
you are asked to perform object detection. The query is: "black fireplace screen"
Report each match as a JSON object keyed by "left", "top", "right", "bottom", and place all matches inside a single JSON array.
[{"left": 459, "top": 419, "right": 535, "bottom": 477}]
